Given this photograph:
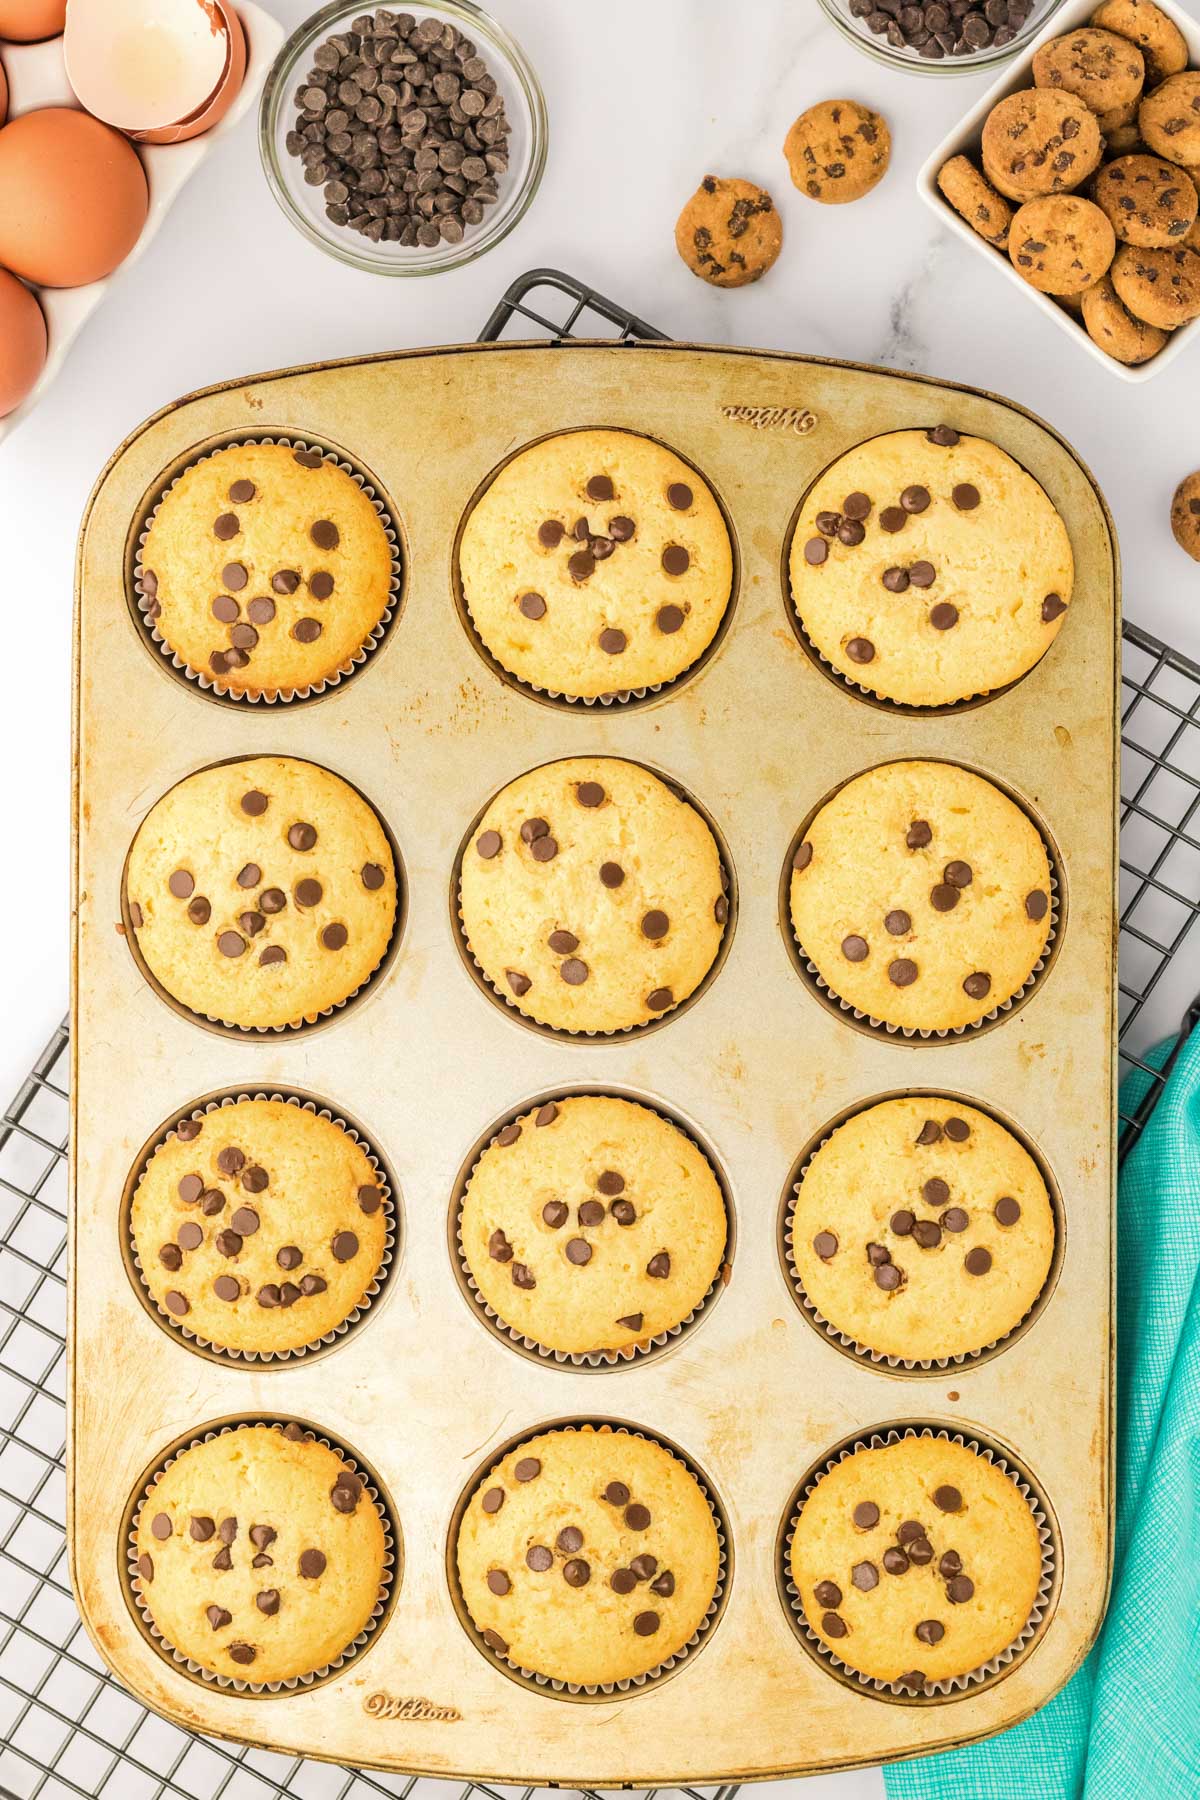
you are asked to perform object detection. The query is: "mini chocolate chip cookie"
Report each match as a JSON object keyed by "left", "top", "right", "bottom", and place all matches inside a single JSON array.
[
  {"left": 1139, "top": 71, "right": 1200, "bottom": 170},
  {"left": 783, "top": 99, "right": 890, "bottom": 205},
  {"left": 1171, "top": 470, "right": 1200, "bottom": 562},
  {"left": 1081, "top": 271, "right": 1170, "bottom": 360},
  {"left": 1110, "top": 240, "right": 1200, "bottom": 325},
  {"left": 1032, "top": 27, "right": 1145, "bottom": 117},
  {"left": 1091, "top": 0, "right": 1188, "bottom": 87},
  {"left": 1093, "top": 152, "right": 1199, "bottom": 244},
  {"left": 1008, "top": 195, "right": 1116, "bottom": 293},
  {"left": 936, "top": 155, "right": 1013, "bottom": 247},
  {"left": 981, "top": 89, "right": 1104, "bottom": 201},
  {"left": 1100, "top": 105, "right": 1144, "bottom": 153},
  {"left": 674, "top": 175, "right": 782, "bottom": 286}
]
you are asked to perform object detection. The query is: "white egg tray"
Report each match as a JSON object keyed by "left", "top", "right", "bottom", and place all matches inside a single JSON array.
[
  {"left": 917, "top": 0, "right": 1200, "bottom": 385},
  {"left": 0, "top": 1, "right": 283, "bottom": 442}
]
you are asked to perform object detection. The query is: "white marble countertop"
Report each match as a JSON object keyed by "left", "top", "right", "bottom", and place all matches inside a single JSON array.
[{"left": 2, "top": 5, "right": 1197, "bottom": 1786}]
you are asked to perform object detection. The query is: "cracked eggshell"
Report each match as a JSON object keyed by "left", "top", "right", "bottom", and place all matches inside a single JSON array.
[{"left": 64, "top": 0, "right": 244, "bottom": 144}]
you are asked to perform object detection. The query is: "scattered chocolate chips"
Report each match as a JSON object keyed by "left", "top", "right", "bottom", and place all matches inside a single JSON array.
[
  {"left": 891, "top": 1209, "right": 915, "bottom": 1236},
  {"left": 292, "top": 617, "right": 323, "bottom": 643},
  {"left": 634, "top": 1610, "right": 660, "bottom": 1636},
  {"left": 889, "top": 958, "right": 918, "bottom": 986},
  {"left": 358, "top": 1184, "right": 382, "bottom": 1213},
  {"left": 879, "top": 505, "right": 907, "bottom": 532},
  {"left": 906, "top": 819, "right": 933, "bottom": 849},
  {"left": 965, "top": 1246, "right": 993, "bottom": 1275},
  {"left": 813, "top": 1230, "right": 838, "bottom": 1261},
  {"left": 603, "top": 1480, "right": 630, "bottom": 1506},
  {"left": 941, "top": 1208, "right": 969, "bottom": 1233},
  {"left": 928, "top": 425, "right": 959, "bottom": 446},
  {"left": 662, "top": 544, "right": 690, "bottom": 575},
  {"left": 912, "top": 1219, "right": 942, "bottom": 1250},
  {"left": 847, "top": 636, "right": 875, "bottom": 663},
  {"left": 944, "top": 1117, "right": 970, "bottom": 1142},
  {"left": 299, "top": 1548, "right": 327, "bottom": 1580},
  {"left": 256, "top": 1588, "right": 281, "bottom": 1616},
  {"left": 168, "top": 869, "right": 195, "bottom": 899},
  {"left": 137, "top": 1553, "right": 153, "bottom": 1582},
  {"left": 814, "top": 1580, "right": 842, "bottom": 1607},
  {"left": 934, "top": 1485, "right": 963, "bottom": 1513},
  {"left": 821, "top": 1611, "right": 848, "bottom": 1638},
  {"left": 164, "top": 1290, "right": 189, "bottom": 1315},
  {"left": 882, "top": 565, "right": 910, "bottom": 593},
  {"left": 883, "top": 1546, "right": 910, "bottom": 1575},
  {"left": 646, "top": 986, "right": 674, "bottom": 1012},
  {"left": 330, "top": 1471, "right": 362, "bottom": 1514},
  {"left": 915, "top": 1619, "right": 945, "bottom": 1645},
  {"left": 228, "top": 1644, "right": 257, "bottom": 1666},
  {"left": 667, "top": 482, "right": 693, "bottom": 510},
  {"left": 611, "top": 1199, "right": 636, "bottom": 1225},
  {"left": 514, "top": 1457, "right": 541, "bottom": 1482},
  {"left": 481, "top": 1486, "right": 504, "bottom": 1514},
  {"left": 923, "top": 1177, "right": 950, "bottom": 1207},
  {"left": 475, "top": 828, "right": 502, "bottom": 859},
  {"left": 852, "top": 1560, "right": 879, "bottom": 1591},
  {"left": 577, "top": 1199, "right": 605, "bottom": 1227},
  {"left": 518, "top": 591, "right": 546, "bottom": 620},
  {"left": 599, "top": 860, "right": 625, "bottom": 888},
  {"left": 930, "top": 602, "right": 959, "bottom": 630},
  {"left": 159, "top": 1243, "right": 183, "bottom": 1271},
  {"left": 526, "top": 1544, "right": 553, "bottom": 1572},
  {"left": 214, "top": 1275, "right": 240, "bottom": 1301},
  {"left": 804, "top": 536, "right": 829, "bottom": 566},
  {"left": 885, "top": 909, "right": 912, "bottom": 935},
  {"left": 656, "top": 603, "right": 685, "bottom": 633},
  {"left": 505, "top": 968, "right": 531, "bottom": 996},
  {"left": 560, "top": 956, "right": 589, "bottom": 985},
  {"left": 646, "top": 1252, "right": 671, "bottom": 1279},
  {"left": 952, "top": 483, "right": 980, "bottom": 510},
  {"left": 488, "top": 1228, "right": 512, "bottom": 1262},
  {"left": 568, "top": 549, "right": 595, "bottom": 582},
  {"left": 994, "top": 1195, "right": 1021, "bottom": 1226},
  {"left": 793, "top": 840, "right": 813, "bottom": 871},
  {"left": 576, "top": 781, "right": 605, "bottom": 807},
  {"left": 617, "top": 1312, "right": 643, "bottom": 1331},
  {"left": 566, "top": 1237, "right": 592, "bottom": 1265},
  {"left": 626, "top": 1503, "right": 651, "bottom": 1530},
  {"left": 1026, "top": 888, "right": 1049, "bottom": 921},
  {"left": 853, "top": 1501, "right": 880, "bottom": 1529},
  {"left": 178, "top": 1221, "right": 203, "bottom": 1252},
  {"left": 260, "top": 945, "right": 287, "bottom": 966},
  {"left": 598, "top": 627, "right": 626, "bottom": 655},
  {"left": 206, "top": 1604, "right": 232, "bottom": 1630},
  {"left": 564, "top": 1558, "right": 591, "bottom": 1587},
  {"left": 962, "top": 971, "right": 991, "bottom": 1000},
  {"left": 1042, "top": 593, "right": 1068, "bottom": 622},
  {"left": 230, "top": 1206, "right": 259, "bottom": 1236},
  {"left": 322, "top": 922, "right": 349, "bottom": 951},
  {"left": 875, "top": 1262, "right": 902, "bottom": 1290},
  {"left": 294, "top": 878, "right": 323, "bottom": 908},
  {"left": 841, "top": 933, "right": 869, "bottom": 962},
  {"left": 482, "top": 1629, "right": 508, "bottom": 1656}
]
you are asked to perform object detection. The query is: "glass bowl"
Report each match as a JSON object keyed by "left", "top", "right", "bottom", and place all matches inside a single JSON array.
[
  {"left": 815, "top": 0, "right": 1068, "bottom": 73},
  {"left": 259, "top": 0, "right": 547, "bottom": 275}
]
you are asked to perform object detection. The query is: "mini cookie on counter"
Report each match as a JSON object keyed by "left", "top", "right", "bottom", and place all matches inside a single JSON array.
[
  {"left": 1092, "top": 153, "right": 1198, "bottom": 245},
  {"left": 783, "top": 100, "right": 890, "bottom": 204},
  {"left": 1139, "top": 71, "right": 1200, "bottom": 168},
  {"left": 1091, "top": 0, "right": 1188, "bottom": 86},
  {"left": 1081, "top": 270, "right": 1171, "bottom": 358},
  {"left": 936, "top": 156, "right": 1013, "bottom": 246},
  {"left": 789, "top": 759, "right": 1054, "bottom": 1034},
  {"left": 789, "top": 1436, "right": 1043, "bottom": 1691},
  {"left": 132, "top": 1424, "right": 387, "bottom": 1684},
  {"left": 459, "top": 1095, "right": 727, "bottom": 1357},
  {"left": 130, "top": 1100, "right": 389, "bottom": 1354},
  {"left": 1008, "top": 195, "right": 1116, "bottom": 291},
  {"left": 1171, "top": 470, "right": 1200, "bottom": 560},
  {"left": 458, "top": 429, "right": 733, "bottom": 701},
  {"left": 790, "top": 1098, "right": 1054, "bottom": 1363},
  {"left": 124, "top": 755, "right": 397, "bottom": 1031},
  {"left": 140, "top": 444, "right": 394, "bottom": 699},
  {"left": 459, "top": 757, "right": 727, "bottom": 1034},
  {"left": 1032, "top": 26, "right": 1145, "bottom": 118},
  {"left": 788, "top": 426, "right": 1074, "bottom": 708},
  {"left": 981, "top": 90, "right": 1103, "bottom": 200},
  {"left": 1110, "top": 240, "right": 1200, "bottom": 325},
  {"left": 456, "top": 1425, "right": 720, "bottom": 1686},
  {"left": 674, "top": 175, "right": 782, "bottom": 286}
]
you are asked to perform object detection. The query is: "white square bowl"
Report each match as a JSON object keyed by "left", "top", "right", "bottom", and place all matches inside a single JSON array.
[{"left": 916, "top": 0, "right": 1200, "bottom": 383}]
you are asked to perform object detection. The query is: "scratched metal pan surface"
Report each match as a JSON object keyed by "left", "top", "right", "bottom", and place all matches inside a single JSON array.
[{"left": 69, "top": 342, "right": 1117, "bottom": 1784}]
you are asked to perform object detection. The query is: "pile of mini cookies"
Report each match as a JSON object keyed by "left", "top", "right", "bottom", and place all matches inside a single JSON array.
[{"left": 936, "top": 0, "right": 1200, "bottom": 366}]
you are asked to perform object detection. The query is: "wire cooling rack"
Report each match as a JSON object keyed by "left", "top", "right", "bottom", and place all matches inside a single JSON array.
[{"left": 3, "top": 267, "right": 1199, "bottom": 1800}]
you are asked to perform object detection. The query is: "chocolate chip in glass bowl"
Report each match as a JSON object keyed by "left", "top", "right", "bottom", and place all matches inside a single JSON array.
[{"left": 283, "top": 8, "right": 514, "bottom": 252}]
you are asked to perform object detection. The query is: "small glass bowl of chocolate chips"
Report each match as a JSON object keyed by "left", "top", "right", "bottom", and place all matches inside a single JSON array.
[
  {"left": 816, "top": 0, "right": 1065, "bottom": 69},
  {"left": 260, "top": 2, "right": 547, "bottom": 273}
]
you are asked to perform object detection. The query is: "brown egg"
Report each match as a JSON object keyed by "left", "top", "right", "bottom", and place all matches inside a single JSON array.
[
  {"left": 0, "top": 56, "right": 7, "bottom": 127},
  {"left": 0, "top": 268, "right": 47, "bottom": 417},
  {"left": 0, "top": 0, "right": 67, "bottom": 41},
  {"left": 0, "top": 109, "right": 148, "bottom": 287}
]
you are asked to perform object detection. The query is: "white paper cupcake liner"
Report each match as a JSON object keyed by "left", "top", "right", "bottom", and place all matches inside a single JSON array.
[
  {"left": 453, "top": 779, "right": 733, "bottom": 1042},
  {"left": 126, "top": 1092, "right": 398, "bottom": 1364},
  {"left": 452, "top": 1094, "right": 731, "bottom": 1368},
  {"left": 790, "top": 606, "right": 1029, "bottom": 717},
  {"left": 781, "top": 1116, "right": 1057, "bottom": 1372},
  {"left": 782, "top": 1425, "right": 1055, "bottom": 1703},
  {"left": 457, "top": 1422, "right": 728, "bottom": 1699},
  {"left": 787, "top": 828, "right": 1060, "bottom": 1042},
  {"left": 133, "top": 435, "right": 402, "bottom": 704},
  {"left": 126, "top": 1421, "right": 396, "bottom": 1694}
]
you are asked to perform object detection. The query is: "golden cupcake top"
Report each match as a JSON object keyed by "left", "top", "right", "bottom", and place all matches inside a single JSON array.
[
  {"left": 789, "top": 759, "right": 1052, "bottom": 1033},
  {"left": 458, "top": 757, "right": 727, "bottom": 1034},
  {"left": 459, "top": 1094, "right": 727, "bottom": 1357},
  {"left": 132, "top": 1424, "right": 387, "bottom": 1685},
  {"left": 456, "top": 1425, "right": 720, "bottom": 1687},
  {"left": 458, "top": 428, "right": 733, "bottom": 700},
  {"left": 124, "top": 755, "right": 397, "bottom": 1030},
  {"left": 140, "top": 443, "right": 395, "bottom": 699},
  {"left": 130, "top": 1099, "right": 389, "bottom": 1356},
  {"left": 789, "top": 1436, "right": 1043, "bottom": 1691},
  {"left": 790, "top": 1097, "right": 1055, "bottom": 1362},
  {"left": 789, "top": 428, "right": 1073, "bottom": 707}
]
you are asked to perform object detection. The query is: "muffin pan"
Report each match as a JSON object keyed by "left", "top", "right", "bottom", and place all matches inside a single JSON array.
[{"left": 70, "top": 342, "right": 1117, "bottom": 1783}]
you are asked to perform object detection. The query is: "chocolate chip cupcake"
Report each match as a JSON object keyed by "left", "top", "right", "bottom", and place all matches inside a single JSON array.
[
  {"left": 139, "top": 442, "right": 397, "bottom": 700},
  {"left": 789, "top": 760, "right": 1053, "bottom": 1034},
  {"left": 455, "top": 1425, "right": 722, "bottom": 1688},
  {"left": 458, "top": 758, "right": 728, "bottom": 1034},
  {"left": 129, "top": 1099, "right": 391, "bottom": 1357},
  {"left": 788, "top": 1098, "right": 1055, "bottom": 1364},
  {"left": 124, "top": 756, "right": 398, "bottom": 1031},
  {"left": 789, "top": 427, "right": 1074, "bottom": 707},
  {"left": 787, "top": 1434, "right": 1046, "bottom": 1694},
  {"left": 458, "top": 1095, "right": 728, "bottom": 1359},
  {"left": 458, "top": 429, "right": 734, "bottom": 701},
  {"left": 131, "top": 1423, "right": 390, "bottom": 1685}
]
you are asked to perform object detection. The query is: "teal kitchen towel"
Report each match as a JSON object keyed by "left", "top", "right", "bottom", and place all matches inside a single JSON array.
[{"left": 884, "top": 1026, "right": 1200, "bottom": 1800}]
